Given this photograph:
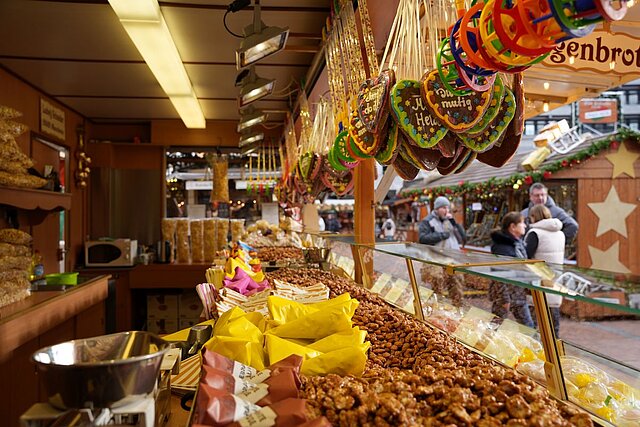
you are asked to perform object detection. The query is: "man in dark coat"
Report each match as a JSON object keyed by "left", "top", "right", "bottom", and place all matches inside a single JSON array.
[{"left": 521, "top": 183, "right": 578, "bottom": 242}]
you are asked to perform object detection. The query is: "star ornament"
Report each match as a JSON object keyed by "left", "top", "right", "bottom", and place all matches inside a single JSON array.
[
  {"left": 588, "top": 241, "right": 630, "bottom": 274},
  {"left": 605, "top": 142, "right": 639, "bottom": 178},
  {"left": 587, "top": 185, "right": 636, "bottom": 238}
]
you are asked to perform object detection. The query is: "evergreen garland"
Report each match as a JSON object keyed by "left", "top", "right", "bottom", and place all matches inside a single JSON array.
[{"left": 400, "top": 129, "right": 640, "bottom": 199}]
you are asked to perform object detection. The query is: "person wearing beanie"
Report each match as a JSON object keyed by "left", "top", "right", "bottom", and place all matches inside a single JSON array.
[{"left": 418, "top": 196, "right": 466, "bottom": 306}]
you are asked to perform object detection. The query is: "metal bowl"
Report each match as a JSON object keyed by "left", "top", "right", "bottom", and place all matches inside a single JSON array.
[{"left": 32, "top": 331, "right": 169, "bottom": 409}]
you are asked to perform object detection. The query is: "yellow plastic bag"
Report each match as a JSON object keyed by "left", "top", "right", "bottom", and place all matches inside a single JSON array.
[
  {"left": 215, "top": 315, "right": 263, "bottom": 344},
  {"left": 268, "top": 296, "right": 318, "bottom": 325},
  {"left": 265, "top": 334, "right": 322, "bottom": 365},
  {"left": 204, "top": 335, "right": 266, "bottom": 370},
  {"left": 266, "top": 298, "right": 359, "bottom": 339},
  {"left": 308, "top": 292, "right": 352, "bottom": 310},
  {"left": 214, "top": 306, "right": 247, "bottom": 334},
  {"left": 302, "top": 343, "right": 370, "bottom": 377},
  {"left": 308, "top": 327, "right": 367, "bottom": 353}
]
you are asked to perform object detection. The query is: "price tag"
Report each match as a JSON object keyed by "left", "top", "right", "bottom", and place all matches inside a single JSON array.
[{"left": 385, "top": 279, "right": 408, "bottom": 303}]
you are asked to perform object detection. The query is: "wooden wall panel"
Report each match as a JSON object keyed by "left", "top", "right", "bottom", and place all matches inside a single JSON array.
[
  {"left": 551, "top": 141, "right": 640, "bottom": 180},
  {"left": 577, "top": 178, "right": 639, "bottom": 274}
]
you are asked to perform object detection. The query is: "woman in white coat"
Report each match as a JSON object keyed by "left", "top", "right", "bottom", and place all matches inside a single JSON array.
[{"left": 525, "top": 204, "right": 565, "bottom": 336}]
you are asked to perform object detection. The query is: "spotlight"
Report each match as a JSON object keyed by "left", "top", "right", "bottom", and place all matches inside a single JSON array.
[
  {"left": 238, "top": 107, "right": 267, "bottom": 132},
  {"left": 239, "top": 131, "right": 264, "bottom": 147},
  {"left": 543, "top": 101, "right": 549, "bottom": 112},
  {"left": 236, "top": 2, "right": 289, "bottom": 69},
  {"left": 238, "top": 67, "right": 275, "bottom": 107}
]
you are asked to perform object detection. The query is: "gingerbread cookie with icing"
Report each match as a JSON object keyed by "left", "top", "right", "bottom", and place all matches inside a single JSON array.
[
  {"left": 459, "top": 87, "right": 516, "bottom": 153},
  {"left": 357, "top": 69, "right": 395, "bottom": 135},
  {"left": 390, "top": 79, "right": 448, "bottom": 148},
  {"left": 422, "top": 70, "right": 493, "bottom": 133}
]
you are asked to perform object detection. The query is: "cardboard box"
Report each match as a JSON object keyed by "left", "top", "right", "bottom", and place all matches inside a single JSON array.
[
  {"left": 561, "top": 291, "right": 629, "bottom": 320},
  {"left": 147, "top": 318, "right": 179, "bottom": 335},
  {"left": 179, "top": 291, "right": 203, "bottom": 319},
  {"left": 147, "top": 294, "right": 179, "bottom": 320}
]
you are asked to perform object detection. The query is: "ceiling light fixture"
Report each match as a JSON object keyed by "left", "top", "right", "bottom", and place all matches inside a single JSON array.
[
  {"left": 239, "top": 131, "right": 265, "bottom": 147},
  {"left": 238, "top": 66, "right": 275, "bottom": 108},
  {"left": 543, "top": 101, "right": 550, "bottom": 112},
  {"left": 238, "top": 107, "right": 268, "bottom": 132},
  {"left": 108, "top": 0, "right": 205, "bottom": 128},
  {"left": 236, "top": 1, "right": 289, "bottom": 69}
]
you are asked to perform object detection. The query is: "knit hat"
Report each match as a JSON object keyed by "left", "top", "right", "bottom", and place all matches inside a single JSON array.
[{"left": 434, "top": 196, "right": 450, "bottom": 210}]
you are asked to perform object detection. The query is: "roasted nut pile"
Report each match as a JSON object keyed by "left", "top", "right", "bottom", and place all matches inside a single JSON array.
[
  {"left": 270, "top": 269, "right": 593, "bottom": 427},
  {"left": 257, "top": 247, "right": 304, "bottom": 262}
]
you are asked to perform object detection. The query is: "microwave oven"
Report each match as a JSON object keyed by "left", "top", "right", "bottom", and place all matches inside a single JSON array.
[{"left": 85, "top": 239, "right": 137, "bottom": 267}]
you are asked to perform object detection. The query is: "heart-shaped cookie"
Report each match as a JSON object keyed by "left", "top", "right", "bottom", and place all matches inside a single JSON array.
[
  {"left": 398, "top": 138, "right": 441, "bottom": 171},
  {"left": 298, "top": 151, "right": 319, "bottom": 181},
  {"left": 392, "top": 152, "right": 420, "bottom": 180},
  {"left": 357, "top": 69, "right": 395, "bottom": 134},
  {"left": 390, "top": 79, "right": 448, "bottom": 148},
  {"left": 459, "top": 87, "right": 516, "bottom": 153},
  {"left": 349, "top": 109, "right": 381, "bottom": 156},
  {"left": 327, "top": 145, "right": 349, "bottom": 172},
  {"left": 465, "top": 76, "right": 505, "bottom": 136},
  {"left": 422, "top": 70, "right": 493, "bottom": 133},
  {"left": 437, "top": 143, "right": 469, "bottom": 175},
  {"left": 436, "top": 132, "right": 458, "bottom": 158},
  {"left": 321, "top": 169, "right": 354, "bottom": 196},
  {"left": 375, "top": 119, "right": 399, "bottom": 165}
]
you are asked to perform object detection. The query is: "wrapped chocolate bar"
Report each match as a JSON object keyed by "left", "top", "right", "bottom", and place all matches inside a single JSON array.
[
  {"left": 176, "top": 219, "right": 191, "bottom": 263},
  {"left": 226, "top": 398, "right": 309, "bottom": 427},
  {"left": 202, "top": 350, "right": 303, "bottom": 385},
  {"left": 200, "top": 366, "right": 299, "bottom": 406},
  {"left": 192, "top": 384, "right": 261, "bottom": 427}
]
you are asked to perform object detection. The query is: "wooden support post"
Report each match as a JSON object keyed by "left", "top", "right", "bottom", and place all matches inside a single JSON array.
[{"left": 353, "top": 158, "right": 375, "bottom": 286}]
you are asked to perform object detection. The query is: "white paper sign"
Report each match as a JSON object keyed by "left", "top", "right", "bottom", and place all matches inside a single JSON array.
[
  {"left": 472, "top": 202, "right": 483, "bottom": 211},
  {"left": 261, "top": 203, "right": 279, "bottom": 225}
]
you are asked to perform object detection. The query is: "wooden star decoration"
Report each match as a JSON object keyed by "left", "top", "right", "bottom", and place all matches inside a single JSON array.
[
  {"left": 587, "top": 185, "right": 636, "bottom": 238},
  {"left": 605, "top": 142, "right": 639, "bottom": 178},
  {"left": 588, "top": 241, "right": 630, "bottom": 274}
]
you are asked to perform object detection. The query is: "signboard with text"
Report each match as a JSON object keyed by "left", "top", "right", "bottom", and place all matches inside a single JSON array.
[
  {"left": 40, "top": 99, "right": 66, "bottom": 140},
  {"left": 579, "top": 99, "right": 618, "bottom": 124}
]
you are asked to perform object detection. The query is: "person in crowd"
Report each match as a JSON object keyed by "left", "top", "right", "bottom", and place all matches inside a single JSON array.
[
  {"left": 521, "top": 183, "right": 578, "bottom": 242},
  {"left": 525, "top": 204, "right": 565, "bottom": 336},
  {"left": 418, "top": 196, "right": 466, "bottom": 305},
  {"left": 490, "top": 212, "right": 535, "bottom": 328},
  {"left": 381, "top": 217, "right": 396, "bottom": 241},
  {"left": 325, "top": 213, "right": 341, "bottom": 233}
]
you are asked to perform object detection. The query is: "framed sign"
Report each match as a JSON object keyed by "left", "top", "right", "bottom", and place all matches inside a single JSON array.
[{"left": 40, "top": 99, "right": 66, "bottom": 140}]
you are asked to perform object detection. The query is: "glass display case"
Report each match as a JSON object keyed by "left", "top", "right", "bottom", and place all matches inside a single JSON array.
[{"left": 322, "top": 241, "right": 640, "bottom": 426}]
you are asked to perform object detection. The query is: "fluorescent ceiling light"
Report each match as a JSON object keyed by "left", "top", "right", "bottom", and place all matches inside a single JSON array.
[
  {"left": 108, "top": 0, "right": 205, "bottom": 129},
  {"left": 239, "top": 131, "right": 264, "bottom": 147},
  {"left": 236, "top": 2, "right": 289, "bottom": 69},
  {"left": 238, "top": 67, "right": 275, "bottom": 108},
  {"left": 237, "top": 107, "right": 267, "bottom": 132}
]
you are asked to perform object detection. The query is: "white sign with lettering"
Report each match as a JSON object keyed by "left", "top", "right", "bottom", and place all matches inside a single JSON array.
[{"left": 40, "top": 99, "right": 66, "bottom": 140}]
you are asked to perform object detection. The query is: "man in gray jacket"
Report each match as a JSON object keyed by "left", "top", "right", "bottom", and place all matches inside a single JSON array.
[
  {"left": 418, "top": 196, "right": 466, "bottom": 305},
  {"left": 520, "top": 183, "right": 578, "bottom": 242}
]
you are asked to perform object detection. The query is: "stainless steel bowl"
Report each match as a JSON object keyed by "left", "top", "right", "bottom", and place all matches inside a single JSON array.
[{"left": 32, "top": 331, "right": 169, "bottom": 409}]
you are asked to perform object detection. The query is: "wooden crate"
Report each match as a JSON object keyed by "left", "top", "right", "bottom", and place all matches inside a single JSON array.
[{"left": 560, "top": 290, "right": 629, "bottom": 320}]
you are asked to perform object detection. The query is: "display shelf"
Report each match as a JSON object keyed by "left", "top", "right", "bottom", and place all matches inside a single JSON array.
[
  {"left": 365, "top": 242, "right": 640, "bottom": 315},
  {"left": 0, "top": 186, "right": 71, "bottom": 211}
]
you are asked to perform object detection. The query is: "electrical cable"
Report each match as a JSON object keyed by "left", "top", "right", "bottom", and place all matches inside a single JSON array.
[{"left": 223, "top": 10, "right": 244, "bottom": 38}]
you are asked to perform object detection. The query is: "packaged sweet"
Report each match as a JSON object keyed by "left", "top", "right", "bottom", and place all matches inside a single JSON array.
[
  {"left": 226, "top": 398, "right": 309, "bottom": 427},
  {"left": 192, "top": 384, "right": 260, "bottom": 427},
  {"left": 200, "top": 364, "right": 299, "bottom": 409},
  {"left": 176, "top": 219, "right": 191, "bottom": 263},
  {"left": 191, "top": 220, "right": 204, "bottom": 263},
  {"left": 202, "top": 350, "right": 303, "bottom": 386},
  {"left": 161, "top": 218, "right": 177, "bottom": 263},
  {"left": 203, "top": 219, "right": 217, "bottom": 263}
]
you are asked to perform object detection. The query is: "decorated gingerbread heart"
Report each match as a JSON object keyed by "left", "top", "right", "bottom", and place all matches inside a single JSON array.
[
  {"left": 357, "top": 69, "right": 395, "bottom": 135},
  {"left": 465, "top": 76, "right": 505, "bottom": 136},
  {"left": 333, "top": 130, "right": 358, "bottom": 163},
  {"left": 390, "top": 79, "right": 449, "bottom": 149},
  {"left": 321, "top": 169, "right": 354, "bottom": 196},
  {"left": 459, "top": 87, "right": 516, "bottom": 153},
  {"left": 297, "top": 151, "right": 319, "bottom": 182},
  {"left": 392, "top": 153, "right": 420, "bottom": 181},
  {"left": 422, "top": 70, "right": 493, "bottom": 133},
  {"left": 375, "top": 119, "right": 399, "bottom": 165},
  {"left": 398, "top": 137, "right": 441, "bottom": 171},
  {"left": 349, "top": 109, "right": 381, "bottom": 156},
  {"left": 436, "top": 132, "right": 458, "bottom": 158}
]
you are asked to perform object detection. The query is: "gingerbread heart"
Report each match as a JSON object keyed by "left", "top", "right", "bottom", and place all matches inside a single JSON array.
[
  {"left": 398, "top": 137, "right": 441, "bottom": 171},
  {"left": 333, "top": 130, "right": 358, "bottom": 163},
  {"left": 390, "top": 79, "right": 448, "bottom": 149},
  {"left": 422, "top": 70, "right": 493, "bottom": 133},
  {"left": 327, "top": 145, "right": 349, "bottom": 172},
  {"left": 298, "top": 152, "right": 318, "bottom": 181},
  {"left": 465, "top": 76, "right": 505, "bottom": 136},
  {"left": 357, "top": 69, "right": 395, "bottom": 134},
  {"left": 375, "top": 119, "right": 399, "bottom": 165},
  {"left": 392, "top": 153, "right": 420, "bottom": 181},
  {"left": 459, "top": 87, "right": 516, "bottom": 153},
  {"left": 436, "top": 132, "right": 458, "bottom": 158},
  {"left": 349, "top": 109, "right": 381, "bottom": 156},
  {"left": 321, "top": 169, "right": 354, "bottom": 196},
  {"left": 437, "top": 143, "right": 469, "bottom": 175}
]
